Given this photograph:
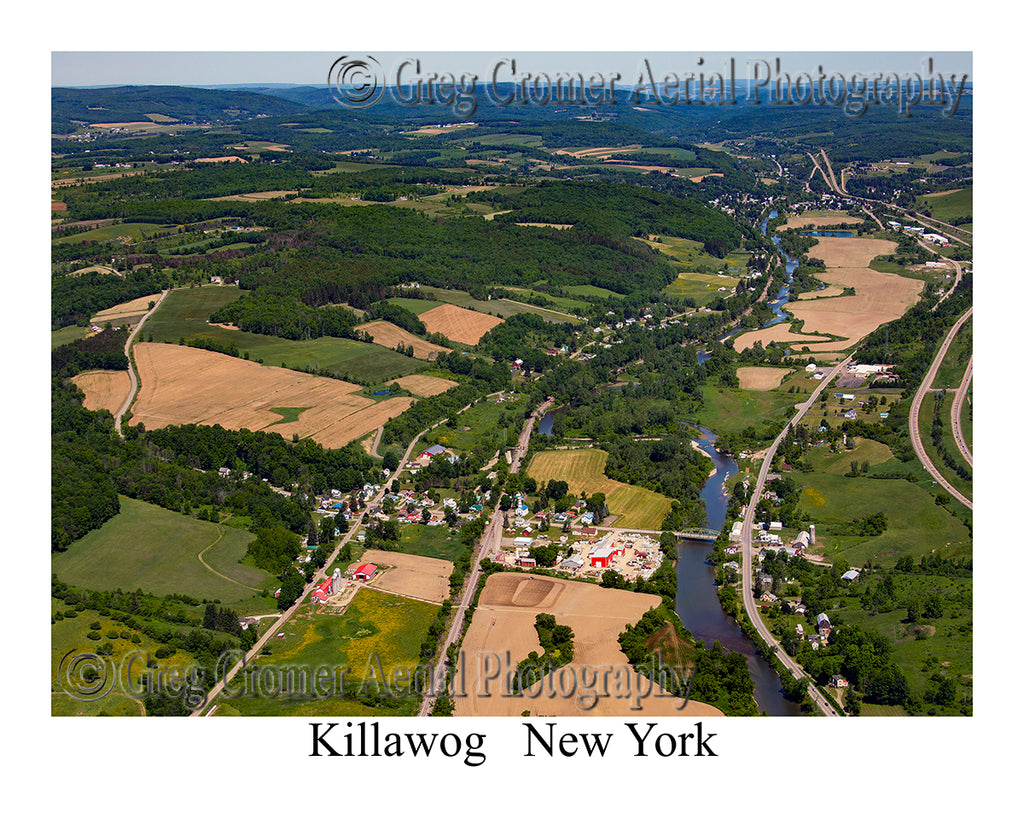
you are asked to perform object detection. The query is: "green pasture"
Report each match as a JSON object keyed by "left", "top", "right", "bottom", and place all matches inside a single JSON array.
[
  {"left": 915, "top": 187, "right": 972, "bottom": 225},
  {"left": 53, "top": 222, "right": 167, "bottom": 245},
  {"left": 796, "top": 472, "right": 972, "bottom": 565},
  {"left": 51, "top": 497, "right": 272, "bottom": 603},
  {"left": 221, "top": 589, "right": 436, "bottom": 715},
  {"left": 690, "top": 387, "right": 802, "bottom": 437}
]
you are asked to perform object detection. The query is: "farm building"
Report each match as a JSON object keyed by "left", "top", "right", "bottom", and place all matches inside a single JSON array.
[
  {"left": 419, "top": 444, "right": 447, "bottom": 458},
  {"left": 311, "top": 577, "right": 334, "bottom": 604},
  {"left": 588, "top": 539, "right": 625, "bottom": 568},
  {"left": 841, "top": 569, "right": 860, "bottom": 581},
  {"left": 353, "top": 563, "right": 378, "bottom": 581}
]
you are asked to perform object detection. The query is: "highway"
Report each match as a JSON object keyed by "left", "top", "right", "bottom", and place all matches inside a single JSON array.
[
  {"left": 740, "top": 354, "right": 854, "bottom": 717},
  {"left": 907, "top": 306, "right": 974, "bottom": 509},
  {"left": 950, "top": 356, "right": 973, "bottom": 467},
  {"left": 417, "top": 397, "right": 552, "bottom": 716}
]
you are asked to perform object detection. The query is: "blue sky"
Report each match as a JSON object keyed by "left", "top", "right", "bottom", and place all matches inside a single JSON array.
[{"left": 51, "top": 51, "right": 971, "bottom": 88}]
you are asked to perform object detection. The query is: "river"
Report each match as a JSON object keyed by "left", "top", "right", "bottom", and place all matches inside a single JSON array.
[{"left": 675, "top": 426, "right": 803, "bottom": 715}]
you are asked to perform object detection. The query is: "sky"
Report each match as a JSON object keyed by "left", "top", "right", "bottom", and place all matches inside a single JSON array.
[{"left": 51, "top": 51, "right": 973, "bottom": 89}]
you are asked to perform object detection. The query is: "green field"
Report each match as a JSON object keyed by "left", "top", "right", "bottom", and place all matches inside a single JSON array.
[
  {"left": 797, "top": 472, "right": 972, "bottom": 565},
  {"left": 527, "top": 448, "right": 672, "bottom": 530},
  {"left": 424, "top": 392, "right": 528, "bottom": 454},
  {"left": 51, "top": 497, "right": 273, "bottom": 603},
  {"left": 691, "top": 386, "right": 804, "bottom": 437},
  {"left": 915, "top": 187, "right": 973, "bottom": 225},
  {"left": 53, "top": 222, "right": 168, "bottom": 245},
  {"left": 144, "top": 285, "right": 243, "bottom": 341},
  {"left": 52, "top": 325, "right": 90, "bottom": 349},
  {"left": 395, "top": 523, "right": 468, "bottom": 563},
  {"left": 51, "top": 596, "right": 203, "bottom": 716},
  {"left": 220, "top": 589, "right": 436, "bottom": 716},
  {"left": 918, "top": 392, "right": 973, "bottom": 500}
]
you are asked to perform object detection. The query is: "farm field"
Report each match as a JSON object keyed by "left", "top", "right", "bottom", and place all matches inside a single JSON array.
[
  {"left": 146, "top": 286, "right": 425, "bottom": 383},
  {"left": 455, "top": 573, "right": 722, "bottom": 716},
  {"left": 131, "top": 343, "right": 416, "bottom": 448},
  {"left": 731, "top": 322, "right": 834, "bottom": 353},
  {"left": 527, "top": 449, "right": 672, "bottom": 530},
  {"left": 71, "top": 369, "right": 131, "bottom": 414},
  {"left": 796, "top": 471, "right": 972, "bottom": 565},
  {"left": 782, "top": 211, "right": 860, "bottom": 229},
  {"left": 916, "top": 187, "right": 973, "bottom": 226},
  {"left": 357, "top": 549, "right": 454, "bottom": 603},
  {"left": 51, "top": 325, "right": 90, "bottom": 348},
  {"left": 393, "top": 374, "right": 459, "bottom": 397},
  {"left": 222, "top": 588, "right": 436, "bottom": 716},
  {"left": 736, "top": 367, "right": 793, "bottom": 390},
  {"left": 784, "top": 237, "right": 921, "bottom": 352},
  {"left": 412, "top": 285, "right": 579, "bottom": 324},
  {"left": 419, "top": 302, "right": 504, "bottom": 345},
  {"left": 51, "top": 497, "right": 271, "bottom": 603},
  {"left": 53, "top": 222, "right": 168, "bottom": 244},
  {"left": 423, "top": 391, "right": 527, "bottom": 454},
  {"left": 92, "top": 293, "right": 158, "bottom": 326},
  {"left": 354, "top": 320, "right": 450, "bottom": 360}
]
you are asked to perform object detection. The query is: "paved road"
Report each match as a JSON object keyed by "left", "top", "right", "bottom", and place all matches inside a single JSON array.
[
  {"left": 114, "top": 289, "right": 168, "bottom": 438},
  {"left": 950, "top": 356, "right": 973, "bottom": 468},
  {"left": 417, "top": 398, "right": 552, "bottom": 716},
  {"left": 907, "top": 307, "right": 974, "bottom": 509},
  {"left": 741, "top": 355, "right": 853, "bottom": 717}
]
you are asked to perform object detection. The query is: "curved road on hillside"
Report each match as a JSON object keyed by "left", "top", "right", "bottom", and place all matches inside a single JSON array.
[
  {"left": 908, "top": 307, "right": 974, "bottom": 509},
  {"left": 741, "top": 355, "right": 854, "bottom": 717},
  {"left": 114, "top": 289, "right": 168, "bottom": 438}
]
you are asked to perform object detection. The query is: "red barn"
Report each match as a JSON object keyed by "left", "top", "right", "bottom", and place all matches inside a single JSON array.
[{"left": 353, "top": 563, "right": 378, "bottom": 581}]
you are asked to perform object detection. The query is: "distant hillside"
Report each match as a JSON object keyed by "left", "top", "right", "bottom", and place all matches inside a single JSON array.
[{"left": 51, "top": 85, "right": 310, "bottom": 133}]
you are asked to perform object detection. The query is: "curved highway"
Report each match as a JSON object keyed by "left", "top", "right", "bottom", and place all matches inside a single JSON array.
[
  {"left": 907, "top": 307, "right": 973, "bottom": 509},
  {"left": 950, "top": 356, "right": 973, "bottom": 467}
]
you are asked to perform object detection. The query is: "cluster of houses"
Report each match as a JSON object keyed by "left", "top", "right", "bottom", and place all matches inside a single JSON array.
[{"left": 506, "top": 529, "right": 664, "bottom": 582}]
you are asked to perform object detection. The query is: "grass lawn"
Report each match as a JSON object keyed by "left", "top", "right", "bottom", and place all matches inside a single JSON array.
[
  {"left": 221, "top": 589, "right": 436, "bottom": 715},
  {"left": 796, "top": 472, "right": 972, "bottom": 565},
  {"left": 527, "top": 448, "right": 673, "bottom": 530},
  {"left": 52, "top": 497, "right": 273, "bottom": 603}
]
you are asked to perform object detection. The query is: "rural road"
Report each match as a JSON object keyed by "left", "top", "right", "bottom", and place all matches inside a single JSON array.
[
  {"left": 417, "top": 397, "right": 552, "bottom": 716},
  {"left": 114, "top": 288, "right": 168, "bottom": 438},
  {"left": 740, "top": 354, "right": 853, "bottom": 718},
  {"left": 192, "top": 392, "right": 505, "bottom": 715},
  {"left": 907, "top": 306, "right": 973, "bottom": 509}
]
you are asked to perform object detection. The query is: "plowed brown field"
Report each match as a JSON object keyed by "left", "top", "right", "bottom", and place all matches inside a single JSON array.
[
  {"left": 454, "top": 573, "right": 723, "bottom": 717},
  {"left": 71, "top": 370, "right": 131, "bottom": 414},
  {"left": 131, "top": 343, "right": 414, "bottom": 448},
  {"left": 354, "top": 320, "right": 450, "bottom": 360},
  {"left": 356, "top": 549, "right": 454, "bottom": 603},
  {"left": 418, "top": 303, "right": 503, "bottom": 345}
]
